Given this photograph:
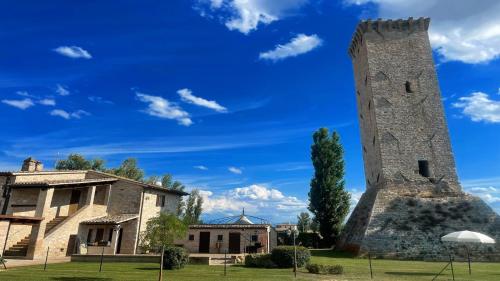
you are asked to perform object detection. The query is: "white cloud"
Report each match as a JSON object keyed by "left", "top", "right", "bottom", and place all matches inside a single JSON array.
[
  {"left": 453, "top": 92, "right": 500, "bottom": 123},
  {"left": 228, "top": 166, "right": 243, "bottom": 174},
  {"left": 177, "top": 88, "right": 227, "bottom": 112},
  {"left": 136, "top": 92, "right": 193, "bottom": 126},
  {"left": 53, "top": 46, "right": 92, "bottom": 59},
  {"left": 199, "top": 184, "right": 307, "bottom": 220},
  {"left": 16, "top": 91, "right": 37, "bottom": 98},
  {"left": 1, "top": 98, "right": 35, "bottom": 110},
  {"left": 259, "top": 34, "right": 322, "bottom": 61},
  {"left": 195, "top": 0, "right": 309, "bottom": 34},
  {"left": 56, "top": 84, "right": 70, "bottom": 96},
  {"left": 233, "top": 184, "right": 285, "bottom": 200},
  {"left": 38, "top": 99, "right": 56, "bottom": 106},
  {"left": 346, "top": 0, "right": 500, "bottom": 63},
  {"left": 194, "top": 165, "right": 209, "bottom": 170},
  {"left": 50, "top": 109, "right": 90, "bottom": 120},
  {"left": 88, "top": 96, "right": 113, "bottom": 104}
]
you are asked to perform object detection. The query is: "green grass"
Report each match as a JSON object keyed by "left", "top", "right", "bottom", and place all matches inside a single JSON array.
[{"left": 1, "top": 250, "right": 499, "bottom": 280}]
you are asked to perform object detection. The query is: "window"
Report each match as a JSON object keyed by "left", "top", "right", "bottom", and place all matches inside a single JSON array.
[
  {"left": 108, "top": 229, "right": 113, "bottom": 242},
  {"left": 251, "top": 235, "right": 258, "bottom": 242},
  {"left": 189, "top": 234, "right": 194, "bottom": 241},
  {"left": 405, "top": 81, "right": 414, "bottom": 93},
  {"left": 217, "top": 235, "right": 223, "bottom": 242},
  {"left": 156, "top": 195, "right": 166, "bottom": 207},
  {"left": 96, "top": 228, "right": 104, "bottom": 242},
  {"left": 418, "top": 160, "right": 430, "bottom": 177},
  {"left": 87, "top": 229, "right": 93, "bottom": 243}
]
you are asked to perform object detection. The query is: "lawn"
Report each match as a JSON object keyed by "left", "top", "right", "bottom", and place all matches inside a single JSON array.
[{"left": 1, "top": 250, "right": 499, "bottom": 281}]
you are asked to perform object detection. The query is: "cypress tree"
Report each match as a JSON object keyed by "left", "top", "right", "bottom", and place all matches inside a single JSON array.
[{"left": 308, "top": 128, "right": 350, "bottom": 246}]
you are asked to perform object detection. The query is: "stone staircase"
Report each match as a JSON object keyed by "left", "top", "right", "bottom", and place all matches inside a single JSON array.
[
  {"left": 3, "top": 235, "right": 31, "bottom": 257},
  {"left": 45, "top": 216, "right": 68, "bottom": 234}
]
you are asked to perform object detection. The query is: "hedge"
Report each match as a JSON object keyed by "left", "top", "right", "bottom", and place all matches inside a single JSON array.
[
  {"left": 271, "top": 246, "right": 311, "bottom": 268},
  {"left": 244, "top": 254, "right": 276, "bottom": 268},
  {"left": 306, "top": 263, "right": 343, "bottom": 275}
]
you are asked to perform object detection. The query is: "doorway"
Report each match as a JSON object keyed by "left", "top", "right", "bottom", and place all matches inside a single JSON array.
[
  {"left": 229, "top": 233, "right": 241, "bottom": 254},
  {"left": 68, "top": 189, "right": 81, "bottom": 215},
  {"left": 116, "top": 228, "right": 123, "bottom": 254},
  {"left": 199, "top": 232, "right": 210, "bottom": 253}
]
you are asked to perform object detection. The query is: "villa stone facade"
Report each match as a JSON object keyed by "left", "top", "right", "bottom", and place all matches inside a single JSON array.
[
  {"left": 0, "top": 158, "right": 186, "bottom": 259},
  {"left": 338, "top": 18, "right": 500, "bottom": 260}
]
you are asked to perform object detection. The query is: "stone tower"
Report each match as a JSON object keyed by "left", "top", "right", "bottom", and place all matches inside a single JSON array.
[{"left": 338, "top": 18, "right": 500, "bottom": 260}]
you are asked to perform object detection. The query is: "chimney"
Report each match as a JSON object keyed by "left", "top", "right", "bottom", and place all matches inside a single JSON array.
[{"left": 21, "top": 157, "right": 43, "bottom": 172}]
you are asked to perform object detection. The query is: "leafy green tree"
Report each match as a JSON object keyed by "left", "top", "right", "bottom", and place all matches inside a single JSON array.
[
  {"left": 161, "top": 174, "right": 173, "bottom": 188},
  {"left": 140, "top": 212, "right": 188, "bottom": 252},
  {"left": 145, "top": 175, "right": 161, "bottom": 185},
  {"left": 110, "top": 158, "right": 144, "bottom": 182},
  {"left": 310, "top": 220, "right": 319, "bottom": 233},
  {"left": 308, "top": 128, "right": 350, "bottom": 246},
  {"left": 55, "top": 154, "right": 105, "bottom": 171},
  {"left": 171, "top": 181, "right": 185, "bottom": 191},
  {"left": 297, "top": 212, "right": 311, "bottom": 233},
  {"left": 183, "top": 189, "right": 203, "bottom": 225}
]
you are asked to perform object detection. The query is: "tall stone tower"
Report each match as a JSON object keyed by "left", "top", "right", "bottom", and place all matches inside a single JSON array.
[{"left": 339, "top": 18, "right": 500, "bottom": 260}]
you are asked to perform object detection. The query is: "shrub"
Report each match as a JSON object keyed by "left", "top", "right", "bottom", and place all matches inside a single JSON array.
[
  {"left": 245, "top": 254, "right": 276, "bottom": 268},
  {"left": 306, "top": 263, "right": 343, "bottom": 275},
  {"left": 271, "top": 246, "right": 310, "bottom": 268},
  {"left": 162, "top": 246, "right": 189, "bottom": 270},
  {"left": 297, "top": 232, "right": 321, "bottom": 248}
]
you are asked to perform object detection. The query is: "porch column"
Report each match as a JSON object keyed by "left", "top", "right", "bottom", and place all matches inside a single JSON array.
[
  {"left": 85, "top": 185, "right": 96, "bottom": 206},
  {"left": 111, "top": 225, "right": 121, "bottom": 255},
  {"left": 103, "top": 184, "right": 112, "bottom": 206},
  {"left": 0, "top": 220, "right": 10, "bottom": 255},
  {"left": 27, "top": 187, "right": 55, "bottom": 259}
]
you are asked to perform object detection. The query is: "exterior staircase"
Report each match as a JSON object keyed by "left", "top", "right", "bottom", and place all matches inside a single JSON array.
[
  {"left": 3, "top": 235, "right": 31, "bottom": 257},
  {"left": 45, "top": 216, "right": 68, "bottom": 234}
]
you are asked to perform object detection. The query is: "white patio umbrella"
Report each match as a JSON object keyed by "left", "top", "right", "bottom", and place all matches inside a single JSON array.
[{"left": 441, "top": 230, "right": 496, "bottom": 275}]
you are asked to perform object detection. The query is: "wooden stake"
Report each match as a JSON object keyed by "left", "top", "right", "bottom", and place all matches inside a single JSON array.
[
  {"left": 44, "top": 247, "right": 49, "bottom": 271},
  {"left": 99, "top": 246, "right": 104, "bottom": 272}
]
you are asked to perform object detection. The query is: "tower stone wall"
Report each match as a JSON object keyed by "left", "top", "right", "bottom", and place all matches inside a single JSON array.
[{"left": 339, "top": 18, "right": 500, "bottom": 260}]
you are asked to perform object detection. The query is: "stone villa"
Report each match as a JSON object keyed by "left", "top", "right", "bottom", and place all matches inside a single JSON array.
[{"left": 0, "top": 158, "right": 187, "bottom": 259}]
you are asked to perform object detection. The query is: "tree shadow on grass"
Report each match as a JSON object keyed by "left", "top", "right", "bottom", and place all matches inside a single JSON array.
[
  {"left": 50, "top": 277, "right": 113, "bottom": 281},
  {"left": 135, "top": 267, "right": 159, "bottom": 271},
  {"left": 385, "top": 272, "right": 437, "bottom": 276}
]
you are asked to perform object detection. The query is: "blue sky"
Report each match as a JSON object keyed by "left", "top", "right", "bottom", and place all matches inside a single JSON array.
[{"left": 1, "top": 0, "right": 499, "bottom": 223}]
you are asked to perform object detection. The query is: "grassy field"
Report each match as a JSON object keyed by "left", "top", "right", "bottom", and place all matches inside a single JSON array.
[{"left": 1, "top": 250, "right": 499, "bottom": 280}]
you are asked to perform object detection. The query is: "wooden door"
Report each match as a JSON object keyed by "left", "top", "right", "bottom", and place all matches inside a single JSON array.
[
  {"left": 68, "top": 189, "right": 81, "bottom": 215},
  {"left": 199, "top": 232, "right": 210, "bottom": 253},
  {"left": 116, "top": 228, "right": 123, "bottom": 254},
  {"left": 229, "top": 233, "right": 241, "bottom": 254}
]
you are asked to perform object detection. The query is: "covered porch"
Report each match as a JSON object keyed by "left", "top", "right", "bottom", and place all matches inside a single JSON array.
[{"left": 79, "top": 214, "right": 139, "bottom": 255}]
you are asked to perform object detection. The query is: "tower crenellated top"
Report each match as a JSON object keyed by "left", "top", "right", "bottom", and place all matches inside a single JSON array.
[{"left": 348, "top": 17, "right": 430, "bottom": 59}]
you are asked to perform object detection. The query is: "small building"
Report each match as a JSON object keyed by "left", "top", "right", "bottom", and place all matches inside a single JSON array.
[
  {"left": 0, "top": 158, "right": 187, "bottom": 259},
  {"left": 275, "top": 223, "right": 298, "bottom": 233},
  {"left": 177, "top": 211, "right": 277, "bottom": 254}
]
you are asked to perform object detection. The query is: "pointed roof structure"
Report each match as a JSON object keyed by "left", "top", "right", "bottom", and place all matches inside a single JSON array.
[{"left": 233, "top": 209, "right": 254, "bottom": 225}]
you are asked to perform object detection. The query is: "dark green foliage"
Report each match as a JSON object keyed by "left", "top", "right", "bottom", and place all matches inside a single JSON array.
[
  {"left": 55, "top": 154, "right": 105, "bottom": 171},
  {"left": 297, "top": 232, "right": 321, "bottom": 248},
  {"left": 162, "top": 246, "right": 189, "bottom": 270},
  {"left": 244, "top": 254, "right": 276, "bottom": 268},
  {"left": 183, "top": 189, "right": 203, "bottom": 225},
  {"left": 297, "top": 212, "right": 311, "bottom": 233},
  {"left": 306, "top": 263, "right": 343, "bottom": 275},
  {"left": 308, "top": 128, "right": 351, "bottom": 246},
  {"left": 109, "top": 158, "right": 144, "bottom": 181},
  {"left": 140, "top": 212, "right": 188, "bottom": 252},
  {"left": 271, "top": 246, "right": 311, "bottom": 268}
]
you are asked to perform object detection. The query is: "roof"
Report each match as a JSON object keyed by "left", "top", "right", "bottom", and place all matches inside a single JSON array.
[
  {"left": 190, "top": 224, "right": 270, "bottom": 229},
  {"left": 233, "top": 214, "right": 253, "bottom": 225},
  {"left": 87, "top": 170, "right": 189, "bottom": 196},
  {"left": 81, "top": 214, "right": 139, "bottom": 225},
  {"left": 8, "top": 178, "right": 118, "bottom": 188},
  {"left": 0, "top": 170, "right": 188, "bottom": 196}
]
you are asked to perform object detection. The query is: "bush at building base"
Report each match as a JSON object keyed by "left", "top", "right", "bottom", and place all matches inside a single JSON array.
[{"left": 162, "top": 246, "right": 189, "bottom": 270}]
